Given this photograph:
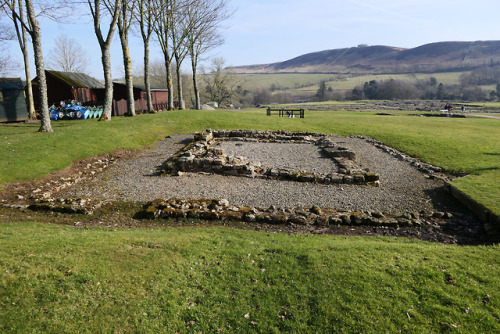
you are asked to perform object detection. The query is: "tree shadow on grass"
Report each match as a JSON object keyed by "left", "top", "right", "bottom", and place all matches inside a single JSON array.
[{"left": 471, "top": 167, "right": 499, "bottom": 173}]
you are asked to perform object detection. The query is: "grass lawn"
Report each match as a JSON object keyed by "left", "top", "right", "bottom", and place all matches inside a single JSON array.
[
  {"left": 0, "top": 222, "right": 498, "bottom": 333},
  {"left": 0, "top": 108, "right": 499, "bottom": 332},
  {"left": 323, "top": 72, "right": 465, "bottom": 91},
  {"left": 465, "top": 102, "right": 500, "bottom": 109}
]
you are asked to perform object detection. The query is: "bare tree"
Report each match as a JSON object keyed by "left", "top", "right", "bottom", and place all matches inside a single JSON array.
[
  {"left": 170, "top": 2, "right": 192, "bottom": 110},
  {"left": 203, "top": 57, "right": 238, "bottom": 106},
  {"left": 87, "top": 0, "right": 122, "bottom": 121},
  {"left": 0, "top": 19, "right": 14, "bottom": 43},
  {"left": 25, "top": 0, "right": 52, "bottom": 131},
  {"left": 152, "top": 0, "right": 197, "bottom": 110},
  {"left": 14, "top": 1, "right": 34, "bottom": 119},
  {"left": 151, "top": 0, "right": 176, "bottom": 110},
  {"left": 46, "top": 34, "right": 90, "bottom": 73},
  {"left": 134, "top": 0, "right": 154, "bottom": 112},
  {"left": 1, "top": 0, "right": 68, "bottom": 131},
  {"left": 133, "top": 59, "right": 170, "bottom": 89},
  {"left": 1, "top": 0, "right": 59, "bottom": 123},
  {"left": 0, "top": 19, "right": 15, "bottom": 75},
  {"left": 5, "top": 1, "right": 35, "bottom": 119},
  {"left": 173, "top": 50, "right": 187, "bottom": 109},
  {"left": 147, "top": 59, "right": 167, "bottom": 88},
  {"left": 185, "top": 0, "right": 230, "bottom": 109},
  {"left": 116, "top": 0, "right": 135, "bottom": 116}
]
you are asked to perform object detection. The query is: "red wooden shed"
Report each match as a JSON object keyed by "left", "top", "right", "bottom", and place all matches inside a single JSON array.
[
  {"left": 112, "top": 82, "right": 169, "bottom": 115},
  {"left": 31, "top": 70, "right": 105, "bottom": 110}
]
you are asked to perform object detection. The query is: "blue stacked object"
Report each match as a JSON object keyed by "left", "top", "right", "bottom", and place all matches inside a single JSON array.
[{"left": 49, "top": 100, "right": 101, "bottom": 120}]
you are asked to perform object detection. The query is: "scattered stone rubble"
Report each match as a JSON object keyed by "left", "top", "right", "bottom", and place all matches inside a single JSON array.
[
  {"left": 141, "top": 197, "right": 454, "bottom": 228},
  {"left": 164, "top": 129, "right": 380, "bottom": 186},
  {"left": 11, "top": 158, "right": 116, "bottom": 214}
]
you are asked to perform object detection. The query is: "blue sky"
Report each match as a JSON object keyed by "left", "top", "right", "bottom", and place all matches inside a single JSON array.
[{"left": 3, "top": 0, "right": 500, "bottom": 79}]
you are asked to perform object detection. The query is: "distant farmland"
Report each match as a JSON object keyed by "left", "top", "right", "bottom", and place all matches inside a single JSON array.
[{"left": 234, "top": 71, "right": 468, "bottom": 95}]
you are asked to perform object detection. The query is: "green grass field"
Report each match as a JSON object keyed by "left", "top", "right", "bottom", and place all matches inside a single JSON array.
[
  {"left": 235, "top": 72, "right": 467, "bottom": 93},
  {"left": 234, "top": 73, "right": 339, "bottom": 90},
  {"left": 1, "top": 223, "right": 499, "bottom": 333},
  {"left": 0, "top": 109, "right": 499, "bottom": 332}
]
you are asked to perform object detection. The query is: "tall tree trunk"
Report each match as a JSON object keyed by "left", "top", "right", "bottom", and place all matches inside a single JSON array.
[
  {"left": 22, "top": 49, "right": 36, "bottom": 119},
  {"left": 164, "top": 54, "right": 174, "bottom": 110},
  {"left": 16, "top": 0, "right": 35, "bottom": 119},
  {"left": 25, "top": 0, "right": 52, "bottom": 132},
  {"left": 90, "top": 0, "right": 121, "bottom": 121},
  {"left": 176, "top": 65, "right": 184, "bottom": 110},
  {"left": 191, "top": 54, "right": 200, "bottom": 110},
  {"left": 174, "top": 54, "right": 185, "bottom": 110},
  {"left": 119, "top": 29, "right": 135, "bottom": 116},
  {"left": 143, "top": 39, "right": 153, "bottom": 113},
  {"left": 100, "top": 48, "right": 113, "bottom": 121}
]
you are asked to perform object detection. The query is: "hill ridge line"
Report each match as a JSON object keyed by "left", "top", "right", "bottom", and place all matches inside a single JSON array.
[{"left": 229, "top": 40, "right": 500, "bottom": 74}]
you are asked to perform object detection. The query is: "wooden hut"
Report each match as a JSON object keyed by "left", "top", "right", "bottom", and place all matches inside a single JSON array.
[
  {"left": 112, "top": 82, "right": 169, "bottom": 115},
  {"left": 31, "top": 70, "right": 105, "bottom": 110},
  {"left": 0, "top": 78, "right": 28, "bottom": 122},
  {"left": 148, "top": 87, "right": 169, "bottom": 109}
]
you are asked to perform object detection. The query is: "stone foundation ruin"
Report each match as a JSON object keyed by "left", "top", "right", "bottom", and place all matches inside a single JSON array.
[
  {"left": 10, "top": 128, "right": 491, "bottom": 243},
  {"left": 142, "top": 197, "right": 451, "bottom": 228},
  {"left": 163, "top": 129, "right": 380, "bottom": 186}
]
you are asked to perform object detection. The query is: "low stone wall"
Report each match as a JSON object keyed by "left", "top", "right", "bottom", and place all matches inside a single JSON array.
[
  {"left": 164, "top": 129, "right": 380, "bottom": 186},
  {"left": 141, "top": 198, "right": 454, "bottom": 228},
  {"left": 355, "top": 135, "right": 445, "bottom": 177},
  {"left": 445, "top": 183, "right": 500, "bottom": 237},
  {"left": 356, "top": 135, "right": 499, "bottom": 236}
]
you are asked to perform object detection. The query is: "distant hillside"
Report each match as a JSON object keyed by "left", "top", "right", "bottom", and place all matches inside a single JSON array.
[{"left": 230, "top": 41, "right": 500, "bottom": 74}]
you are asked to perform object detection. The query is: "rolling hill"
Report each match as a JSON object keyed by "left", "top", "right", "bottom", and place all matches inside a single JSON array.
[{"left": 230, "top": 40, "right": 500, "bottom": 74}]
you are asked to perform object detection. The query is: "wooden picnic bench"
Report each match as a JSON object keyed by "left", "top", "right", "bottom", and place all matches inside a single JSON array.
[{"left": 266, "top": 107, "right": 304, "bottom": 118}]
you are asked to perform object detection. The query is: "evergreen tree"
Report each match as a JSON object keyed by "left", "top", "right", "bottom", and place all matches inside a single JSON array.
[
  {"left": 315, "top": 81, "right": 327, "bottom": 101},
  {"left": 436, "top": 83, "right": 446, "bottom": 100}
]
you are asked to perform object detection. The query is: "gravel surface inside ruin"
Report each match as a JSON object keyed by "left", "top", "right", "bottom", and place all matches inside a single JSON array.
[
  {"left": 218, "top": 142, "right": 336, "bottom": 174},
  {"left": 62, "top": 134, "right": 462, "bottom": 213}
]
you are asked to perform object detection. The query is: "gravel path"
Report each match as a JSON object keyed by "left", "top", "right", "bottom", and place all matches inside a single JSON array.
[{"left": 63, "top": 134, "right": 462, "bottom": 213}]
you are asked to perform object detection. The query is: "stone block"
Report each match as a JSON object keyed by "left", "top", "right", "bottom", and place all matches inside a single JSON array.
[
  {"left": 365, "top": 173, "right": 380, "bottom": 182},
  {"left": 269, "top": 169, "right": 279, "bottom": 177},
  {"left": 289, "top": 215, "right": 308, "bottom": 225},
  {"left": 329, "top": 216, "right": 343, "bottom": 225},
  {"left": 323, "top": 147, "right": 356, "bottom": 161},
  {"left": 213, "top": 158, "right": 225, "bottom": 165},
  {"left": 343, "top": 175, "right": 353, "bottom": 184},
  {"left": 353, "top": 174, "right": 365, "bottom": 183},
  {"left": 329, "top": 176, "right": 344, "bottom": 184}
]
